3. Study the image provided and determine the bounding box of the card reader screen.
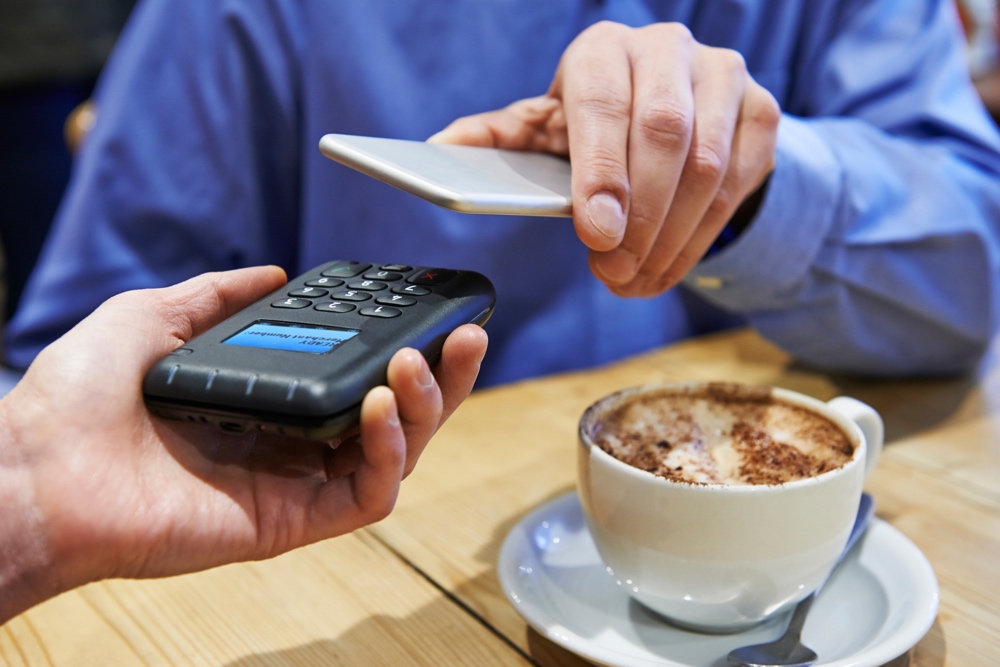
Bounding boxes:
[223,321,359,354]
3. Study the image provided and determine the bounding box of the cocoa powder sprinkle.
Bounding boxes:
[592,386,854,486]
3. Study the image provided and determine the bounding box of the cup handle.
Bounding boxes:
[826,396,884,479]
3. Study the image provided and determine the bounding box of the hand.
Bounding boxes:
[430,21,780,297]
[0,267,488,622]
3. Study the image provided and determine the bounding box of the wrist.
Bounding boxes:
[0,396,62,624]
[705,172,772,257]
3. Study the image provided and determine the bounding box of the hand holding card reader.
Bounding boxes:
[143,261,495,440]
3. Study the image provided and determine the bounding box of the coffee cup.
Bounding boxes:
[577,381,883,632]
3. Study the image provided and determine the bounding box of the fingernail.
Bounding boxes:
[587,193,626,240]
[474,329,488,368]
[417,356,435,389]
[383,390,401,426]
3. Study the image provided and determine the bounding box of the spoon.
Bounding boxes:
[726,492,876,667]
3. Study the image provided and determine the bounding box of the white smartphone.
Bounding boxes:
[318,133,572,217]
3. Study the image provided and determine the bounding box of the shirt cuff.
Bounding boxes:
[683,115,843,311]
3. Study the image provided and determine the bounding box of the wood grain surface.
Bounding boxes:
[4,329,997,665]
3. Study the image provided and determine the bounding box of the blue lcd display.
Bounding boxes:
[223,321,359,354]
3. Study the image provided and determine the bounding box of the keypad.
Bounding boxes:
[271,262,455,321]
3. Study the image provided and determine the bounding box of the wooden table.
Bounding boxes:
[2,329,997,665]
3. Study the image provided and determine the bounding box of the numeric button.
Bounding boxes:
[364,270,403,281]
[288,287,328,298]
[330,290,372,302]
[392,284,430,296]
[376,294,416,307]
[314,302,355,313]
[305,277,344,288]
[271,298,311,309]
[347,280,388,291]
[360,305,402,318]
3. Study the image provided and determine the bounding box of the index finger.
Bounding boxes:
[595,24,696,286]
[554,22,633,252]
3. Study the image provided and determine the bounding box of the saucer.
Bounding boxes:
[498,492,938,667]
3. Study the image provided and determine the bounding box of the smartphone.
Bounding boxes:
[318,133,572,217]
[143,260,495,440]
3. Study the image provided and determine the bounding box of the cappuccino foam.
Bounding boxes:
[593,384,854,485]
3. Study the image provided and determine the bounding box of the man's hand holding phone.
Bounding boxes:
[430,21,780,297]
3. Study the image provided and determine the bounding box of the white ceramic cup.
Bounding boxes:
[577,382,883,633]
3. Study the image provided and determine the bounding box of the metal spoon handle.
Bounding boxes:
[726,493,876,667]
[778,493,874,642]
[820,492,875,596]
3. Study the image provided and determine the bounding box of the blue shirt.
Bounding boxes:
[7,0,1000,385]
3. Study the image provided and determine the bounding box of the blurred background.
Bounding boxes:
[0,0,136,326]
[959,0,1000,123]
[0,0,997,383]
[0,0,136,393]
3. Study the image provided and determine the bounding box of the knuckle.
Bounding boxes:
[580,91,633,125]
[626,208,664,236]
[716,48,748,76]
[634,101,693,151]
[101,290,137,311]
[705,189,739,220]
[687,143,730,182]
[748,87,782,131]
[695,45,747,81]
[634,265,664,287]
[367,495,398,524]
[633,269,673,297]
[650,22,694,47]
[577,145,630,190]
[658,265,689,291]
[583,20,630,40]
[113,288,191,337]
[674,246,702,271]
[593,19,627,34]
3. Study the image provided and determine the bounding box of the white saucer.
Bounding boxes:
[498,492,938,667]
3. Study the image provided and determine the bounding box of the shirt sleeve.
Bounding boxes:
[685,0,1000,376]
[4,0,304,368]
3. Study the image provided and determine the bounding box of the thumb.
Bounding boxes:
[142,265,288,342]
